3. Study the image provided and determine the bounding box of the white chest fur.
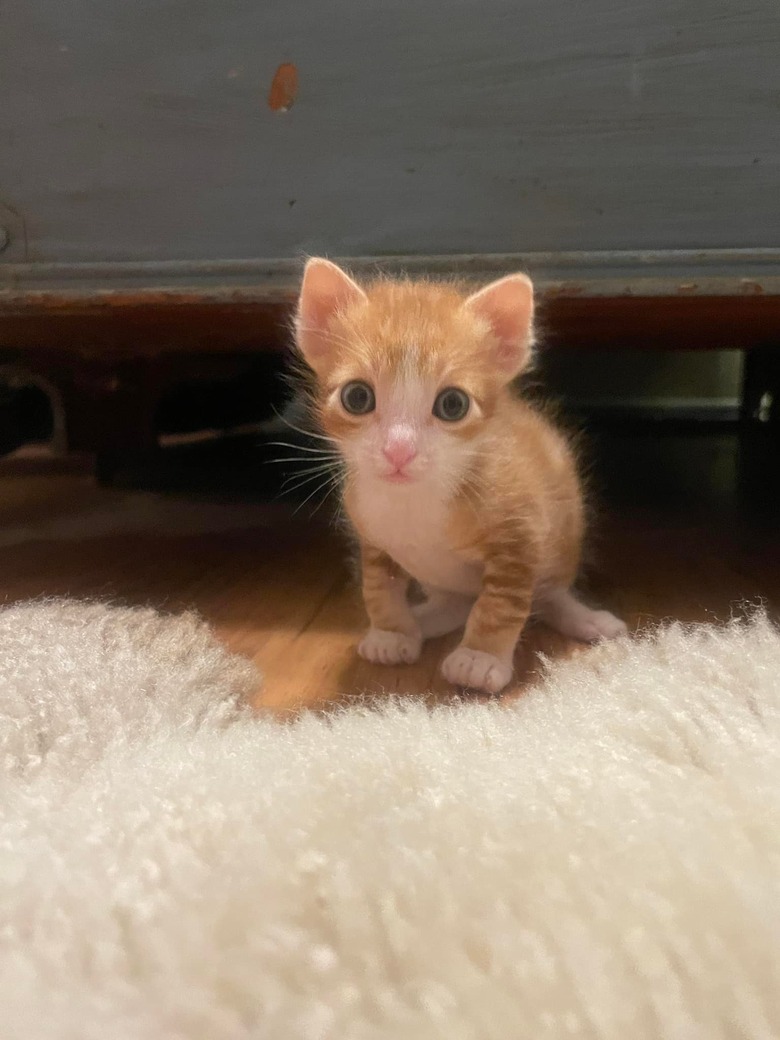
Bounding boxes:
[351,478,483,595]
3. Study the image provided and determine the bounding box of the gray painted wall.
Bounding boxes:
[1,0,779,285]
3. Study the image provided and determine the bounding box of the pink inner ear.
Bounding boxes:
[465,274,534,374]
[296,259,366,364]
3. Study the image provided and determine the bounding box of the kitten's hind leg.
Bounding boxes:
[413,586,474,640]
[535,587,627,643]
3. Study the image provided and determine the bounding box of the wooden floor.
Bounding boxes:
[0,430,777,713]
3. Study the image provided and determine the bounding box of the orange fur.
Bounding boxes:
[295,259,626,693]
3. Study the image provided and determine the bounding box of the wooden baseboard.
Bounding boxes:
[0,290,778,459]
[0,293,778,357]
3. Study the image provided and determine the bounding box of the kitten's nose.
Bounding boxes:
[382,429,417,471]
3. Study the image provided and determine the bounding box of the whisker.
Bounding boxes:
[280,459,340,478]
[265,440,341,457]
[280,480,327,498]
[294,462,344,487]
[280,461,338,477]
[266,458,341,470]
[292,475,342,515]
[266,439,334,449]
[277,456,342,470]
[282,477,333,496]
[266,455,342,467]
[308,478,343,518]
[281,469,341,492]
[271,406,333,443]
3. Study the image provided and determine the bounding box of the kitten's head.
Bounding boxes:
[295,259,534,490]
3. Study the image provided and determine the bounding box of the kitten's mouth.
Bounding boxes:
[383,470,414,484]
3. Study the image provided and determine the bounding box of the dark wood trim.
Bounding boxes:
[1,293,777,465]
[1,294,779,357]
[537,295,780,353]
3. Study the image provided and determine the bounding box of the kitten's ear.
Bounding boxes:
[463,273,535,375]
[295,258,366,369]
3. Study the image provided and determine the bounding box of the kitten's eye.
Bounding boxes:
[433,387,470,422]
[340,380,375,415]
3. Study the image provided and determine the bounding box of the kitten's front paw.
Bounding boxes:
[358,628,422,666]
[441,646,513,695]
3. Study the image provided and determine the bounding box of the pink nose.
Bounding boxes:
[382,435,417,471]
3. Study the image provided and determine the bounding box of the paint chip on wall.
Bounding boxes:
[268,63,298,112]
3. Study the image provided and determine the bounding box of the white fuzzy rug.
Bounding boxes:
[1,601,779,1040]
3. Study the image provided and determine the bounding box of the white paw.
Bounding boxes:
[576,610,628,643]
[441,646,513,695]
[537,589,629,644]
[358,628,422,665]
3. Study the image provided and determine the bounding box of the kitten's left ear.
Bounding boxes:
[463,273,535,376]
[295,258,367,371]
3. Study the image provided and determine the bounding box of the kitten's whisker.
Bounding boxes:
[282,479,329,496]
[281,466,344,493]
[278,456,342,471]
[265,440,340,457]
[308,478,343,518]
[276,421,332,444]
[285,457,340,468]
[269,454,340,463]
[292,475,342,515]
[267,456,342,469]
[281,468,340,487]
[270,406,333,444]
[282,474,341,492]
[281,479,328,498]
[269,446,340,457]
[280,464,337,481]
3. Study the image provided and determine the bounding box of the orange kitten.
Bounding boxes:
[294,258,626,694]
